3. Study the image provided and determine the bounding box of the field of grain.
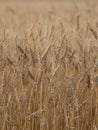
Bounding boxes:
[0,1,98,130]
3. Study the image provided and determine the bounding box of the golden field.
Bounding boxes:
[0,1,98,130]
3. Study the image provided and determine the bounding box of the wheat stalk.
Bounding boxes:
[88,23,98,39]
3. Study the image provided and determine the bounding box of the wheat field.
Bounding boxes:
[0,1,98,130]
